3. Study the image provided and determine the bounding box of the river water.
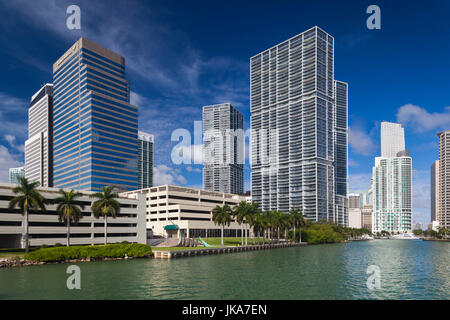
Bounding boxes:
[0,239,449,299]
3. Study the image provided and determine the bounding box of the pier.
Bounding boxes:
[152,242,306,259]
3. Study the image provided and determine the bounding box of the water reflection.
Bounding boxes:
[0,240,449,299]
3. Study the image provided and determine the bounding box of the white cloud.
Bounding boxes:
[153,164,187,186]
[348,126,376,156]
[0,145,23,182]
[397,104,450,133]
[186,165,201,173]
[348,172,372,194]
[348,159,358,167]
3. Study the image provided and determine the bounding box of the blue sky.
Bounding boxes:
[0,0,449,226]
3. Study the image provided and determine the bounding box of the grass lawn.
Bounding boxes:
[0,251,24,259]
[153,247,207,251]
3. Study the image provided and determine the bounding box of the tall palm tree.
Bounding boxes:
[8,177,46,253]
[246,201,260,245]
[290,209,305,243]
[212,204,232,247]
[232,201,247,246]
[273,210,284,243]
[283,213,293,242]
[53,189,85,246]
[252,212,264,245]
[90,186,121,245]
[264,211,273,244]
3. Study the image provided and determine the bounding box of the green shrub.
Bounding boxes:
[303,224,345,244]
[24,243,152,262]
[54,243,64,247]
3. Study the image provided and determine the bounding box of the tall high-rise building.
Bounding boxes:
[52,38,138,192]
[203,103,244,195]
[438,130,450,228]
[372,123,412,233]
[381,122,405,157]
[430,160,440,222]
[250,26,348,225]
[138,131,154,189]
[8,167,25,184]
[25,84,53,187]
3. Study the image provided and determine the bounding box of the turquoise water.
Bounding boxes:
[0,240,449,299]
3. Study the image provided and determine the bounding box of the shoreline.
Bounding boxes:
[0,242,308,268]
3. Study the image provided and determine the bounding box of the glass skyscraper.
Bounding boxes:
[250,26,348,225]
[203,103,244,195]
[138,131,154,189]
[52,38,138,192]
[25,83,53,187]
[372,122,412,233]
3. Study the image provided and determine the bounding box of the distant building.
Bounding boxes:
[430,160,440,222]
[8,167,25,184]
[202,103,244,195]
[412,221,423,231]
[348,193,361,209]
[25,83,53,187]
[372,122,412,233]
[362,204,373,231]
[438,130,450,228]
[123,185,247,239]
[427,220,440,232]
[138,131,154,189]
[381,122,405,157]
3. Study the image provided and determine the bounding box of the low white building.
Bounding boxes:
[123,185,249,239]
[0,183,146,248]
[349,208,362,228]
[427,220,440,232]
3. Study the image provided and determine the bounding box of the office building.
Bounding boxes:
[381,122,405,157]
[348,193,362,228]
[372,123,412,233]
[0,183,146,248]
[412,221,423,231]
[138,131,154,189]
[362,204,373,230]
[52,38,138,192]
[431,160,439,222]
[123,185,247,239]
[438,130,450,228]
[250,26,348,225]
[203,103,244,195]
[8,167,25,184]
[24,84,54,187]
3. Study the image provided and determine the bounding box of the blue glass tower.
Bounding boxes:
[52,38,138,192]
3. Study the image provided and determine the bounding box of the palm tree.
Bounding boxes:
[53,189,85,246]
[290,209,306,243]
[8,177,46,253]
[212,204,232,247]
[90,186,121,245]
[252,212,264,245]
[273,210,284,243]
[232,201,247,246]
[264,211,273,244]
[283,213,293,242]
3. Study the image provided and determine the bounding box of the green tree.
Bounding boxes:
[53,189,85,246]
[8,177,46,253]
[290,209,306,243]
[212,204,232,247]
[90,186,121,245]
[232,201,248,246]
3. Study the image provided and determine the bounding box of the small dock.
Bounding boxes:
[152,242,306,259]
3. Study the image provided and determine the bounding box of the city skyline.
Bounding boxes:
[0,0,449,226]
